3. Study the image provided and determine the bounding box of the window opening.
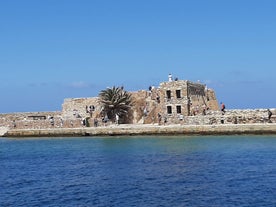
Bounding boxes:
[176,90,181,98]
[176,105,181,114]
[167,106,172,114]
[166,90,171,99]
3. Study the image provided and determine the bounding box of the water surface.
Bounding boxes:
[1,135,276,206]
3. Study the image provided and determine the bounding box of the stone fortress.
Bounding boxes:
[62,79,219,125]
[0,76,275,133]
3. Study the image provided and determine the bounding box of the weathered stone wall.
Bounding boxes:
[61,91,157,125]
[1,80,274,133]
[0,127,8,136]
[155,80,219,123]
[209,109,276,124]
[5,123,276,137]
[0,109,275,136]
[62,97,99,119]
[206,89,219,111]
[128,90,152,124]
[59,80,220,125]
[173,108,276,125]
[0,112,62,129]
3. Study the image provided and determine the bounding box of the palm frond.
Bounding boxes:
[98,86,133,122]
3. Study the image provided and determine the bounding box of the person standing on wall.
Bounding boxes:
[115,114,119,125]
[268,109,272,123]
[221,102,226,113]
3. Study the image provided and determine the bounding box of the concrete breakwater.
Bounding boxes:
[4,123,276,137]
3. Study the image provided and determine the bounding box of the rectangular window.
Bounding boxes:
[167,106,172,114]
[176,90,181,98]
[166,90,171,99]
[176,105,181,114]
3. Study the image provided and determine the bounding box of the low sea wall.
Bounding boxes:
[1,109,275,129]
[1,108,276,137]
[4,123,276,137]
[0,127,8,136]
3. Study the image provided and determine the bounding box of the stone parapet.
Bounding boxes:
[0,112,61,129]
[5,123,276,137]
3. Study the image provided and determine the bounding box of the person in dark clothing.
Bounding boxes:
[158,113,162,125]
[221,102,225,113]
[268,109,272,121]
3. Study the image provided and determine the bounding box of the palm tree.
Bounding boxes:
[98,86,132,123]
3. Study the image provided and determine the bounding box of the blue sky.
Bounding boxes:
[0,0,275,113]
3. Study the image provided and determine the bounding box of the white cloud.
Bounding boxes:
[69,81,93,89]
[202,80,225,88]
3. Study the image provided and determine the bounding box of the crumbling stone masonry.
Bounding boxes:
[1,80,275,131]
[61,79,219,125]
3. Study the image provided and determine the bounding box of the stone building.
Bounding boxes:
[131,80,219,125]
[61,79,219,125]
[158,80,218,116]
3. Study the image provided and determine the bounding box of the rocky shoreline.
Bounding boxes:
[2,123,276,137]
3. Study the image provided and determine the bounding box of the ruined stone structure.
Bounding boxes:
[1,79,275,133]
[0,112,62,129]
[61,79,219,125]
[152,80,218,122]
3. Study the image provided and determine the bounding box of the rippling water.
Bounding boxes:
[1,135,276,207]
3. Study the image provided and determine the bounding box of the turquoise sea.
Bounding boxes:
[1,135,276,207]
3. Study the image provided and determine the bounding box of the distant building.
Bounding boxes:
[61,79,219,124]
[157,80,218,116]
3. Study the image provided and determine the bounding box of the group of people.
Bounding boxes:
[148,85,160,103]
[158,113,167,125]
